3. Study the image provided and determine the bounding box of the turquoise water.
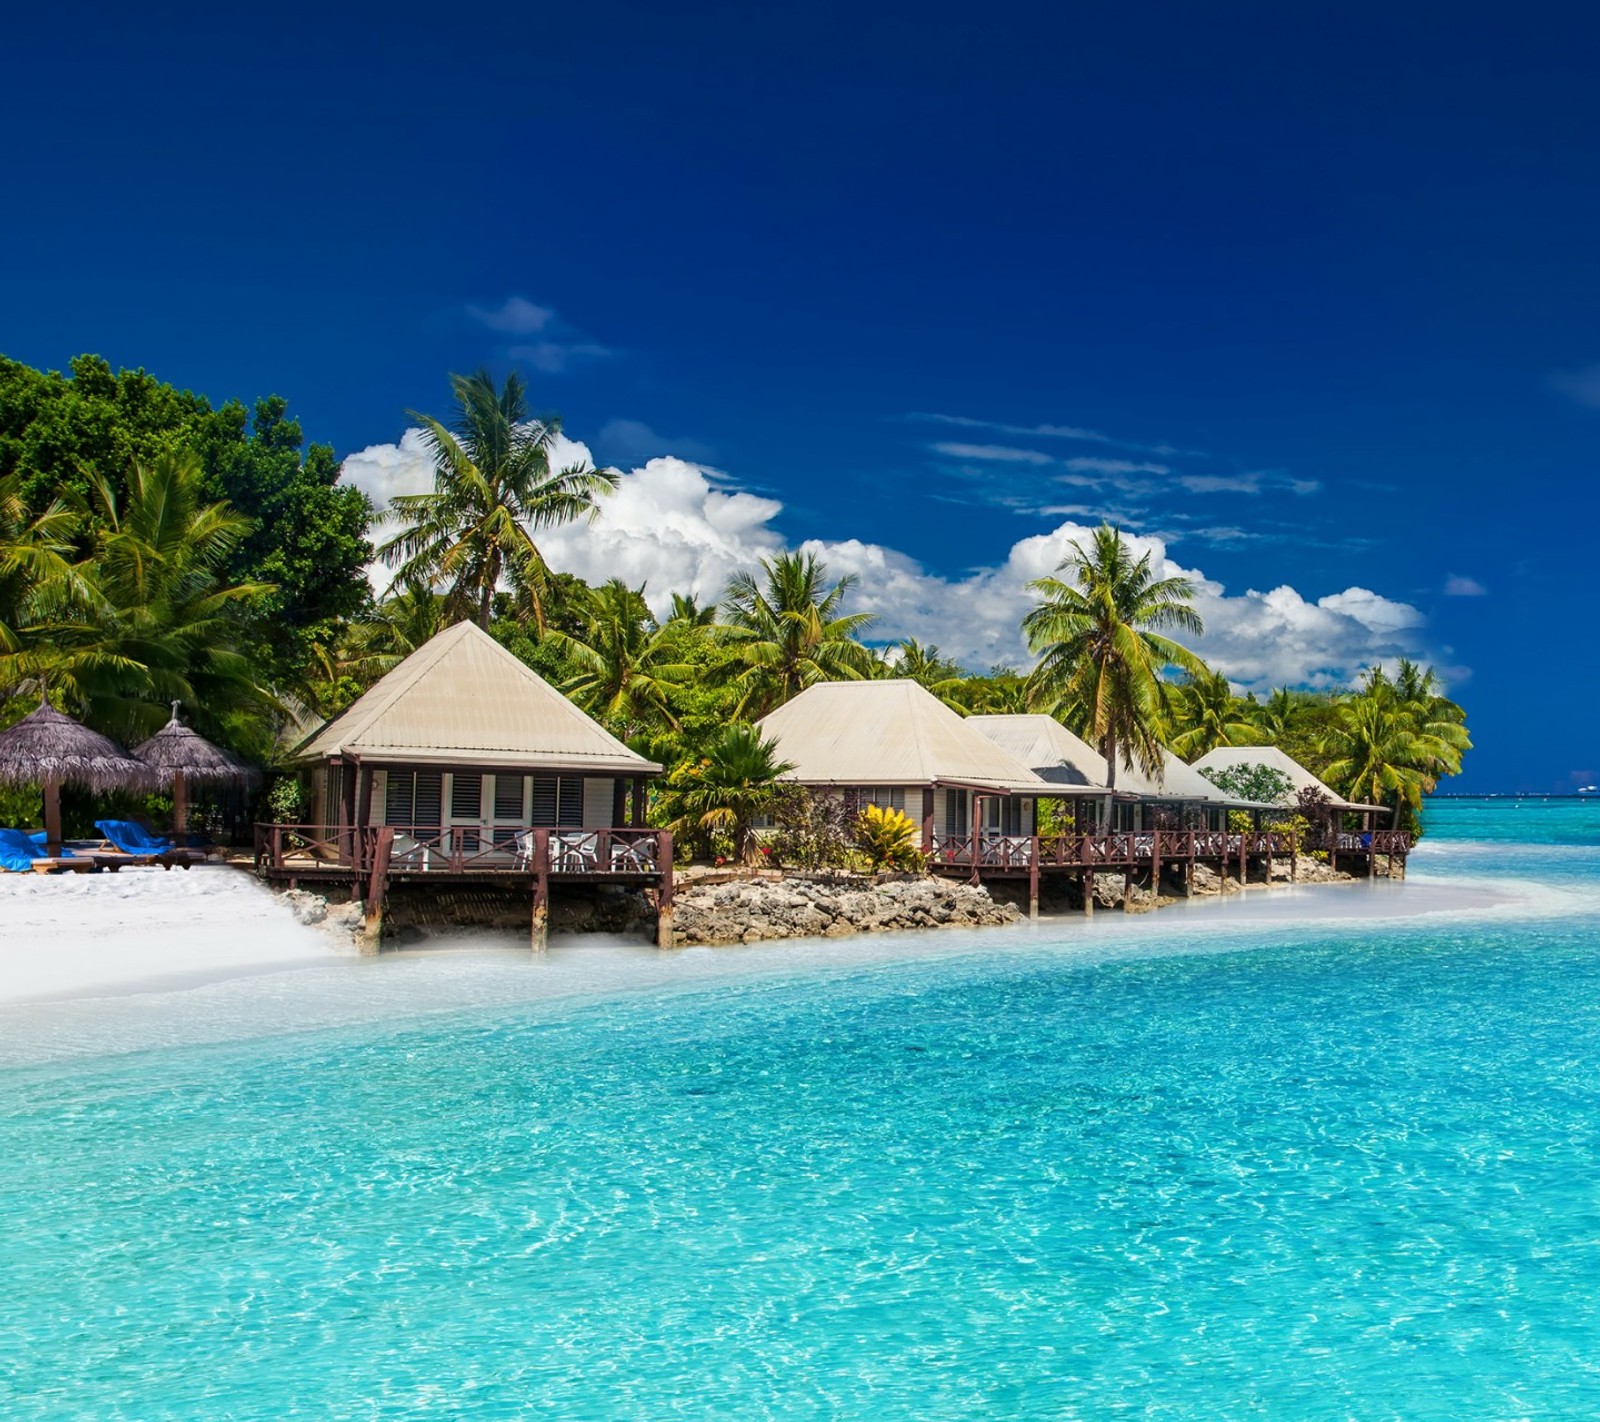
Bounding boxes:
[4,801,1600,1419]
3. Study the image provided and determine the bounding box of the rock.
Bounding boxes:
[281,889,328,925]
[670,873,1022,947]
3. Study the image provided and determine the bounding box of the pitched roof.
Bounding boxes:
[294,621,661,774]
[755,681,1050,793]
[963,714,1110,789]
[1190,744,1385,812]
[968,714,1255,804]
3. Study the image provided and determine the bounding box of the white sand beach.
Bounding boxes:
[0,854,1545,1071]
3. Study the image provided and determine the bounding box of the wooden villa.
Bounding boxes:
[256,621,672,949]
[1190,744,1409,875]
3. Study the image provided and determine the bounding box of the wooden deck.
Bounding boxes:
[255,823,675,950]
[927,828,1411,910]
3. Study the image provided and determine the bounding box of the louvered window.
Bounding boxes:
[493,775,524,820]
[451,774,482,820]
[386,770,443,827]
[945,788,968,836]
[867,787,906,812]
[528,776,584,827]
[386,771,413,825]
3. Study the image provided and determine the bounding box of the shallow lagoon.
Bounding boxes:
[4,799,1599,1419]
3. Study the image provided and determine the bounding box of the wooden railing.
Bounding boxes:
[255,824,669,878]
[923,827,1410,875]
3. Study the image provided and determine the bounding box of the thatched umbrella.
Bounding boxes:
[133,703,259,838]
[0,694,156,853]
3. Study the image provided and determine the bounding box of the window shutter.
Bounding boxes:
[530,776,558,826]
[451,774,482,820]
[414,772,443,827]
[558,777,583,827]
[386,772,414,826]
[494,774,525,821]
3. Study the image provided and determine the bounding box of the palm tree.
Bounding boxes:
[28,452,275,740]
[669,723,795,863]
[882,638,967,705]
[1022,525,1207,789]
[377,370,618,630]
[1167,670,1258,760]
[1319,693,1432,826]
[0,473,82,675]
[546,580,693,738]
[667,591,718,628]
[719,551,876,716]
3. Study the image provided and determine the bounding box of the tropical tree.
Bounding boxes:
[377,370,617,630]
[880,638,967,705]
[546,580,693,738]
[1167,670,1259,760]
[0,473,82,671]
[667,591,718,628]
[1318,693,1432,826]
[1022,525,1207,789]
[665,723,795,863]
[20,452,275,741]
[719,551,877,716]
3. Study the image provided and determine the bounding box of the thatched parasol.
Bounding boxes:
[133,703,259,837]
[0,694,156,853]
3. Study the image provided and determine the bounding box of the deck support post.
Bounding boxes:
[1151,834,1162,900]
[1028,837,1040,920]
[1265,837,1274,887]
[922,784,936,854]
[632,777,647,827]
[969,796,984,884]
[656,831,675,949]
[361,826,394,956]
[531,828,550,954]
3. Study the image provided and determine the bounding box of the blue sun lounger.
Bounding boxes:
[94,820,174,856]
[92,820,202,869]
[0,829,92,874]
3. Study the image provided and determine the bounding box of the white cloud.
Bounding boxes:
[1063,456,1170,475]
[340,429,1441,691]
[930,441,1056,465]
[1444,574,1488,597]
[467,296,554,334]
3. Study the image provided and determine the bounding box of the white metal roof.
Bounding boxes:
[963,715,1110,790]
[969,714,1256,805]
[1190,744,1385,812]
[756,681,1051,793]
[294,621,662,774]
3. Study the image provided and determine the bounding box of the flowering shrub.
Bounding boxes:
[855,804,923,871]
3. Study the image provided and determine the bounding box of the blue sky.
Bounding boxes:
[4,2,1597,791]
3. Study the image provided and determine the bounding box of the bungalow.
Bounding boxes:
[754,680,1055,847]
[261,621,670,949]
[968,714,1240,830]
[294,620,662,843]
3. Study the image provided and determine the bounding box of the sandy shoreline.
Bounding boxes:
[0,858,1552,1068]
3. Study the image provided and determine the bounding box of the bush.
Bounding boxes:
[767,787,857,871]
[266,775,307,824]
[855,804,923,871]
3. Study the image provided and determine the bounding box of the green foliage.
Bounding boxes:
[1024,524,1207,786]
[265,775,307,823]
[378,369,617,630]
[0,355,372,693]
[547,580,692,739]
[1167,671,1259,760]
[719,551,877,716]
[659,723,795,863]
[1198,761,1294,806]
[855,803,923,871]
[766,787,858,870]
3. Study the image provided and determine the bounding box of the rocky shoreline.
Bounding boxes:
[273,855,1377,951]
